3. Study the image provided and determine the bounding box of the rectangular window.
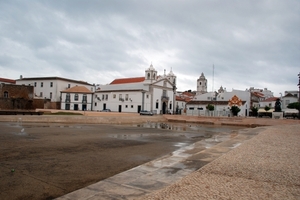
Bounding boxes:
[34,82,37,87]
[83,94,87,101]
[125,94,129,101]
[66,93,70,102]
[131,105,133,108]
[162,90,167,96]
[50,82,53,87]
[68,84,70,88]
[189,107,194,110]
[146,94,149,98]
[113,94,116,98]
[50,92,52,99]
[4,91,8,98]
[74,94,78,101]
[102,94,105,100]
[285,100,290,105]
[125,105,128,108]
[156,102,159,109]
[41,82,43,87]
[105,94,108,100]
[40,92,43,97]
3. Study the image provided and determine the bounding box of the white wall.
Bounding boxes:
[61,92,93,111]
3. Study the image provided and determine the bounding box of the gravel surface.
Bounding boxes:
[142,124,300,200]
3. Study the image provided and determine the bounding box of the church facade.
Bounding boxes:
[93,64,176,114]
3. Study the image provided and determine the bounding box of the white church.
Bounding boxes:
[186,73,251,117]
[93,64,177,114]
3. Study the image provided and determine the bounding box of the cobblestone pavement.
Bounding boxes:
[56,123,295,200]
[141,124,300,200]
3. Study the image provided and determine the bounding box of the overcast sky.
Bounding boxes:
[1,0,299,96]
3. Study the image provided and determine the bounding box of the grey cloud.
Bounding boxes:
[0,0,299,96]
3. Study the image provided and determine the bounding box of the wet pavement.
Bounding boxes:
[56,125,263,200]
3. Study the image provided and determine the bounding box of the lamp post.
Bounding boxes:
[298,72,300,120]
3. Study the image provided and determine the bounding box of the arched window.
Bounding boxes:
[147,73,150,79]
[4,91,8,98]
[153,73,156,79]
[200,82,202,85]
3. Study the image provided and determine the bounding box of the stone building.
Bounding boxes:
[0,83,34,110]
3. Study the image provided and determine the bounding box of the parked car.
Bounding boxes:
[140,110,153,116]
[101,109,111,112]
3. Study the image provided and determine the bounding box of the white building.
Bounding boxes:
[16,76,94,109]
[175,91,195,114]
[187,88,251,117]
[197,72,207,94]
[247,87,273,99]
[60,86,93,111]
[93,64,176,114]
[282,91,298,109]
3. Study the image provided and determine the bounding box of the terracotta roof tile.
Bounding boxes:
[0,78,16,84]
[62,86,92,93]
[261,97,279,102]
[110,77,145,84]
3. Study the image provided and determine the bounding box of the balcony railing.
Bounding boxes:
[82,100,87,104]
[65,99,70,103]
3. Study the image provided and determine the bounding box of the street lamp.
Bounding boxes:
[298,72,300,120]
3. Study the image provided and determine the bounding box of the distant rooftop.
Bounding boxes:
[16,76,93,85]
[110,77,145,85]
[0,78,16,84]
[61,85,92,93]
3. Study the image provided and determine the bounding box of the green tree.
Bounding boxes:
[287,102,299,110]
[264,105,270,112]
[230,105,241,116]
[206,104,214,111]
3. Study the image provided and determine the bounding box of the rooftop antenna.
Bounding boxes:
[212,64,214,93]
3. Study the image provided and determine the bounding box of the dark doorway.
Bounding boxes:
[82,104,87,111]
[74,104,78,110]
[162,102,167,114]
[137,105,141,113]
[118,105,122,112]
[103,103,106,110]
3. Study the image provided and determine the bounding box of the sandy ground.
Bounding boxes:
[0,121,242,200]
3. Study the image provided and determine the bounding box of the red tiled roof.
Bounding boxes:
[110,77,145,84]
[61,86,92,93]
[251,92,264,98]
[0,78,16,84]
[261,97,279,102]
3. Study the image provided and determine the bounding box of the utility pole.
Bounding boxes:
[298,72,300,120]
